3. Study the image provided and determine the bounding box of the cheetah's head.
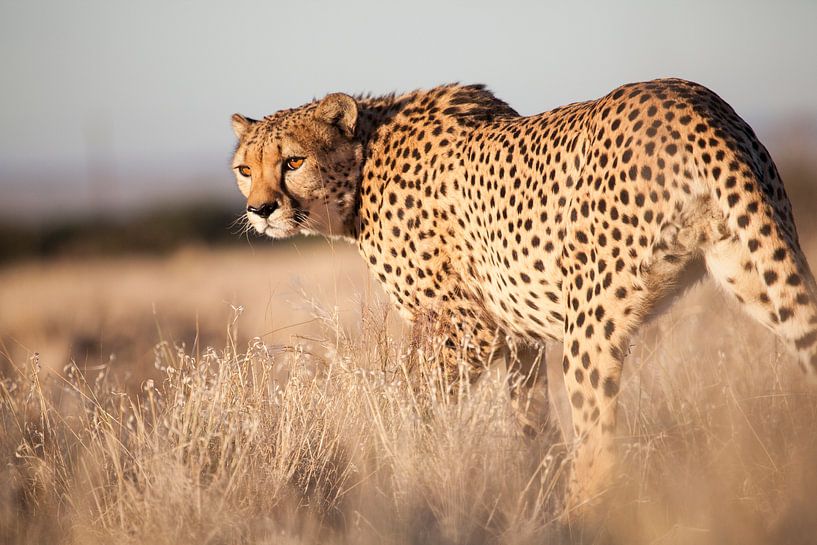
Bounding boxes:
[231,93,362,240]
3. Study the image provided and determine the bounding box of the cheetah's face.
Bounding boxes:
[231,93,362,240]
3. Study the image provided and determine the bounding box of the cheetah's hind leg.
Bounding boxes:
[703,159,817,380]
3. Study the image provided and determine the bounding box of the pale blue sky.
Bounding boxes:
[1,0,815,217]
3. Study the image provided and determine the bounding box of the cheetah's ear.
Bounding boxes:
[231,113,255,139]
[315,93,358,139]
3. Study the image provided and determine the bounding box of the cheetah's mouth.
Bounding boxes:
[258,222,298,239]
[249,206,311,239]
[247,212,297,239]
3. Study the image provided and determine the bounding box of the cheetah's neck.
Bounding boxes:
[348,85,519,241]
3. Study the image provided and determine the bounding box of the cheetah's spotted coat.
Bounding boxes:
[231,79,817,511]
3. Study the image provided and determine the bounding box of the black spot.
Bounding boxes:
[603,377,620,397]
[604,320,615,340]
[764,270,778,285]
[727,193,740,207]
[795,331,817,350]
[622,149,633,163]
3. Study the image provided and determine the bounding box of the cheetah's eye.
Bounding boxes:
[237,165,252,177]
[285,157,305,171]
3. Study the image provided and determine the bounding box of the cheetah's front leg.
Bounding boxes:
[560,284,639,521]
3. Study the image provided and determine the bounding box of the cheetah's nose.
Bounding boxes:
[247,201,279,218]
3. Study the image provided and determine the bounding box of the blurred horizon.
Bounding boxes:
[2,0,817,223]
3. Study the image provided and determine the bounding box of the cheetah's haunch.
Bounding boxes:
[230,79,817,516]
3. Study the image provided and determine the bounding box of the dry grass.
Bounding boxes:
[1,241,817,544]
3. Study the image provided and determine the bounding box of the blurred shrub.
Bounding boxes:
[0,201,250,263]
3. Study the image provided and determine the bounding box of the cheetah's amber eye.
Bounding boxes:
[285,157,305,171]
[237,165,252,177]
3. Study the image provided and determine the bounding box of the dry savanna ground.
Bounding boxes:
[2,236,817,544]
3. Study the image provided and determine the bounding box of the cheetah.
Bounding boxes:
[230,79,817,515]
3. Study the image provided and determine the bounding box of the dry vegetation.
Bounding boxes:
[2,239,817,544]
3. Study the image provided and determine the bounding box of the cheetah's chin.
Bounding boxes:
[261,225,299,239]
[251,221,298,239]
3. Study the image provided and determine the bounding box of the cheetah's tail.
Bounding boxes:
[703,147,817,380]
